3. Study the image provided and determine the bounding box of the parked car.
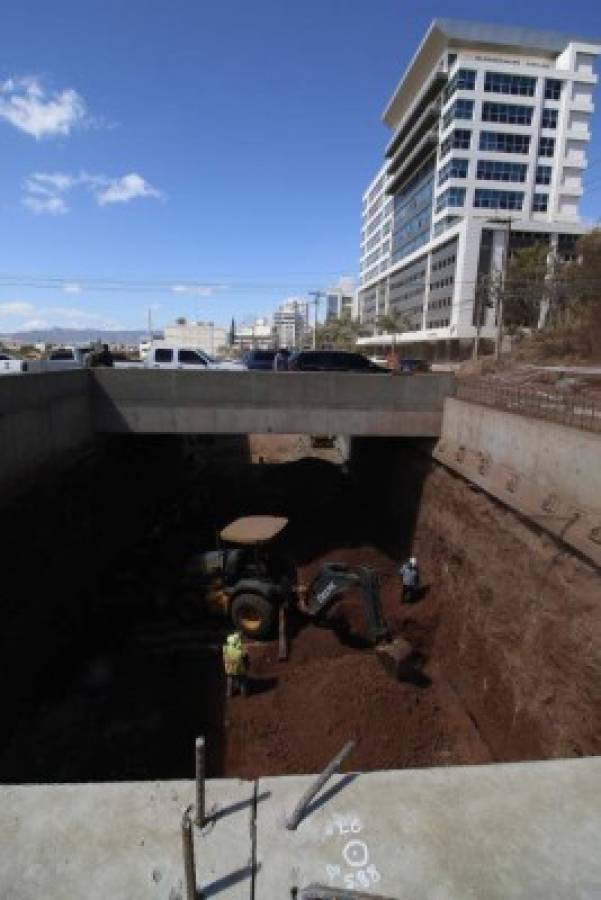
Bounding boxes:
[0,353,27,374]
[143,345,242,370]
[398,358,431,374]
[242,349,276,370]
[287,350,386,373]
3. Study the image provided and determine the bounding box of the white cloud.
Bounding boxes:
[22,193,69,215]
[171,284,216,297]
[25,172,76,195]
[95,173,163,206]
[0,301,35,316]
[21,170,163,214]
[20,318,51,329]
[0,76,87,139]
[0,302,122,332]
[62,282,82,294]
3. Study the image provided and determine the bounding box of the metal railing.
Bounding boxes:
[456,381,601,434]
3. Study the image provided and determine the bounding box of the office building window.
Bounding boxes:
[481,102,533,125]
[443,98,474,128]
[479,131,530,154]
[474,189,524,210]
[438,158,469,186]
[484,72,536,96]
[541,107,558,129]
[545,79,562,100]
[539,136,555,157]
[532,193,548,212]
[444,68,476,101]
[535,165,552,185]
[436,186,466,213]
[476,160,527,182]
[440,129,471,157]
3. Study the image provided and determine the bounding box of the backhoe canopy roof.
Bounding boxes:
[219,516,288,546]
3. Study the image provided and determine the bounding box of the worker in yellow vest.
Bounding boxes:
[223,632,249,698]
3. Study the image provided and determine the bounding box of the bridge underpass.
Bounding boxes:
[1,374,600,899]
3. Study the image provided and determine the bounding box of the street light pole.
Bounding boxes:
[309,291,323,350]
[490,217,512,361]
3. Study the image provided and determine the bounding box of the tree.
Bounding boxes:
[375,312,413,335]
[229,317,236,347]
[502,243,548,329]
[314,313,362,350]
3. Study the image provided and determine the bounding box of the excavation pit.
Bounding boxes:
[1,434,599,784]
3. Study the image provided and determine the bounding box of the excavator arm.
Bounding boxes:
[301,563,390,644]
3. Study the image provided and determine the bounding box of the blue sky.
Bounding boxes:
[1,0,601,333]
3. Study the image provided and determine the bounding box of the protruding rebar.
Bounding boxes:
[278,603,288,661]
[195,736,206,827]
[285,740,356,830]
[181,806,196,900]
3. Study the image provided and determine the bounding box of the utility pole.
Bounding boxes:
[309,291,323,350]
[489,217,512,361]
[147,307,153,339]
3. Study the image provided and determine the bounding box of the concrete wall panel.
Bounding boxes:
[91,370,454,436]
[435,397,601,566]
[0,371,93,497]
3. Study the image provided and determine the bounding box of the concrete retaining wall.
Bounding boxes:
[91,369,455,437]
[0,371,93,496]
[435,397,601,566]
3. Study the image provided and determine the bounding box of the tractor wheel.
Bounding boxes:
[231,592,276,639]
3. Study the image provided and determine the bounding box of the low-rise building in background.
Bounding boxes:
[163,319,227,355]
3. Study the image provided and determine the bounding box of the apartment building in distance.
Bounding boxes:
[357,19,601,357]
[324,279,356,321]
[272,298,310,349]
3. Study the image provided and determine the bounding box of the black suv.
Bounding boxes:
[287,350,386,372]
[398,358,431,373]
[242,349,276,370]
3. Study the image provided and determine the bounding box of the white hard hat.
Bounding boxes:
[410,557,417,567]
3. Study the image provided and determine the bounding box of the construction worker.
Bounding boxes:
[222,632,249,698]
[399,556,420,603]
[273,348,290,371]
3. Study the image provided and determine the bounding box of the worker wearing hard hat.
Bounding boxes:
[222,632,249,698]
[399,557,420,603]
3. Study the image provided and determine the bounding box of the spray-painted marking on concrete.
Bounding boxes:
[322,815,382,890]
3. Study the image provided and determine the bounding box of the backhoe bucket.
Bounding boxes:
[375,637,413,680]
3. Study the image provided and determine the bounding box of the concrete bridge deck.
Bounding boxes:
[2,757,600,899]
[90,369,454,437]
[0,369,454,495]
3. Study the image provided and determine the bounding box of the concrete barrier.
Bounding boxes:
[2,758,600,898]
[435,397,601,566]
[91,369,455,437]
[0,370,93,496]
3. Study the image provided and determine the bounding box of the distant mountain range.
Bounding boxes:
[0,327,160,345]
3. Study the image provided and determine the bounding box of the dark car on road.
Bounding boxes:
[242,349,276,370]
[287,350,386,372]
[398,358,431,373]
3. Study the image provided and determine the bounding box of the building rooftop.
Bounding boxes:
[383,18,601,127]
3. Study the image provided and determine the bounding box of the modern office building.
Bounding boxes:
[357,19,601,357]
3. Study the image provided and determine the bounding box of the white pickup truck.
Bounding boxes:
[143,346,242,371]
[0,347,91,375]
[0,353,27,374]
